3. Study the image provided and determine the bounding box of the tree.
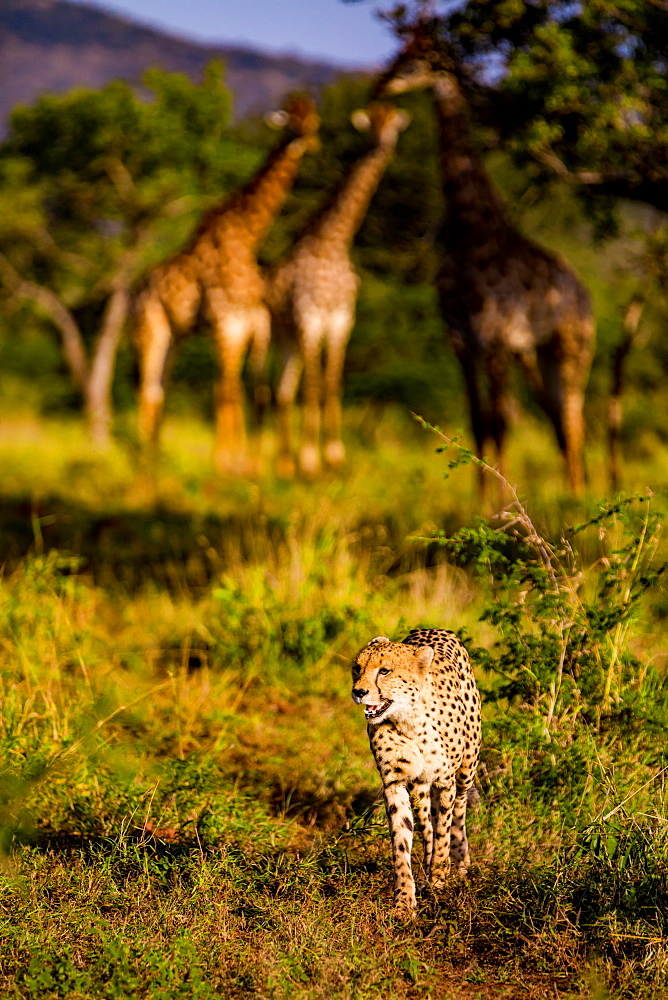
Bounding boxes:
[353,1,668,223]
[0,63,255,443]
[450,2,667,223]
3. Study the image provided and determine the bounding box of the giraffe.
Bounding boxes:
[134,94,319,473]
[264,102,410,478]
[375,28,596,496]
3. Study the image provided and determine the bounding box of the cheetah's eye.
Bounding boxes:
[378,667,391,676]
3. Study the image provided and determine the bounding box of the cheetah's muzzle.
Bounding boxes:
[364,700,392,720]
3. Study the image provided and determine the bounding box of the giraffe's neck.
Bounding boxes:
[432,77,512,237]
[213,136,309,249]
[310,141,396,250]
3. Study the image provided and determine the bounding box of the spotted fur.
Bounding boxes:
[352,628,481,920]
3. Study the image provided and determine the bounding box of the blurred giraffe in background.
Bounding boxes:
[376,26,595,496]
[134,94,319,473]
[264,102,410,477]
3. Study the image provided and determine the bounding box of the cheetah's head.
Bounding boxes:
[351,636,435,725]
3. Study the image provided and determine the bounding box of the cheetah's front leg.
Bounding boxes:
[383,782,417,920]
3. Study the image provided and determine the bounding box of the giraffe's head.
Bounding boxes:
[350,102,411,148]
[373,20,461,105]
[265,93,321,152]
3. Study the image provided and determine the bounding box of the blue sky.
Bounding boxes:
[67,0,396,65]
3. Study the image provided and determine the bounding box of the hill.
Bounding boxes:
[0,0,350,127]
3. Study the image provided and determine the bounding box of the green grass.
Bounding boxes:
[2,405,668,998]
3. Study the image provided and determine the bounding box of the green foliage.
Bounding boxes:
[418,424,667,728]
[0,61,268,435]
[209,581,372,681]
[6,60,235,195]
[12,926,218,1000]
[383,1,668,218]
[344,278,465,419]
[0,61,245,298]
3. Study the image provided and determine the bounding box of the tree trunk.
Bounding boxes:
[608,296,644,493]
[84,285,130,446]
[0,252,130,446]
[0,254,90,389]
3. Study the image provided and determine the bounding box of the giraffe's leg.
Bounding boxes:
[561,386,586,495]
[429,777,456,890]
[276,344,303,479]
[136,295,173,447]
[211,311,251,475]
[298,320,325,478]
[383,782,418,920]
[486,349,510,487]
[560,342,592,496]
[322,309,353,470]
[457,347,488,499]
[249,305,272,428]
[536,337,590,496]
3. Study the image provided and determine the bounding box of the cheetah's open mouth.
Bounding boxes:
[364,700,392,720]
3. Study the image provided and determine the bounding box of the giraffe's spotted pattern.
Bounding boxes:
[375,33,595,496]
[133,95,319,472]
[352,628,481,920]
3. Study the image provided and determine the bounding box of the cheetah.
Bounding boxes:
[352,628,481,920]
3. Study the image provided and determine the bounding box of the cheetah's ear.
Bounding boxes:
[368,635,390,645]
[414,645,435,669]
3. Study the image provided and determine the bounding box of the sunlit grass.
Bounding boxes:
[2,403,667,520]
[1,403,668,997]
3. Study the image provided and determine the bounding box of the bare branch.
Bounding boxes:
[608,295,647,492]
[0,252,90,389]
[533,148,637,187]
[162,194,201,218]
[532,148,668,212]
[105,156,138,203]
[32,226,91,272]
